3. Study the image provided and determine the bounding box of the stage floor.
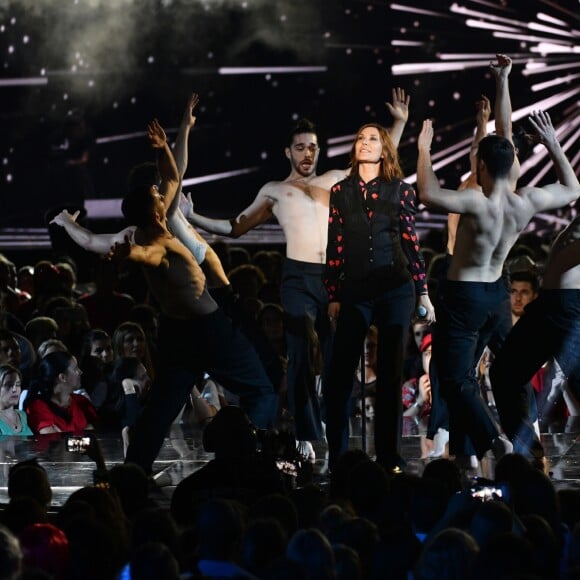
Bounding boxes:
[1,419,579,509]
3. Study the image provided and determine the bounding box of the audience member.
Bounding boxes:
[25,350,97,434]
[0,364,33,435]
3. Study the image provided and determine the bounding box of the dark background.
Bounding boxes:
[0,0,578,237]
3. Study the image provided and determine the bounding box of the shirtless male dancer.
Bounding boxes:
[490,204,580,459]
[51,116,277,474]
[416,54,579,465]
[183,89,410,454]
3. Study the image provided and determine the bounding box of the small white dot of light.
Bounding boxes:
[51,104,56,110]
[79,59,84,66]
[6,174,12,182]
[241,2,248,8]
[413,79,420,86]
[400,27,406,33]
[346,48,352,55]
[292,113,299,120]
[40,68,45,75]
[88,79,94,87]
[439,178,445,186]
[3,63,7,68]
[520,41,527,49]
[225,151,231,158]
[207,52,213,59]
[75,52,80,59]
[428,99,435,107]
[280,14,287,22]
[63,93,68,100]
[377,58,383,65]
[260,151,268,160]
[131,97,136,104]
[272,80,278,87]
[10,17,15,25]
[453,92,460,100]
[324,32,331,38]
[8,45,14,54]
[345,9,351,15]
[9,148,13,154]
[365,105,371,112]
[103,157,109,164]
[0,25,5,32]
[367,4,373,11]
[413,21,419,28]
[266,74,271,80]
[147,56,154,63]
[2,158,8,165]
[23,35,29,43]
[318,88,325,95]
[71,64,77,72]
[113,102,118,108]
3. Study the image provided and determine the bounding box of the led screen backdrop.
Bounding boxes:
[1,0,578,238]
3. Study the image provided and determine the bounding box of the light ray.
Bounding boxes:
[218,66,327,75]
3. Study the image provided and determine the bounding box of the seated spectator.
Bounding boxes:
[41,296,90,358]
[19,522,69,580]
[193,498,253,579]
[402,333,438,458]
[8,459,52,508]
[127,304,160,370]
[37,339,69,360]
[0,328,35,383]
[170,406,285,528]
[25,350,97,434]
[0,364,33,435]
[414,527,479,580]
[112,321,156,383]
[80,329,114,366]
[286,528,335,580]
[24,317,58,353]
[130,542,180,580]
[78,258,136,336]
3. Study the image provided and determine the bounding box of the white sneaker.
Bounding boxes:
[429,428,449,458]
[296,440,316,463]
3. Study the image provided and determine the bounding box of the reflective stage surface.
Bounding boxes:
[1,421,579,508]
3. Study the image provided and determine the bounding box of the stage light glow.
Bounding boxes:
[392,60,491,75]
[530,43,580,55]
[182,167,260,187]
[95,131,147,144]
[493,32,573,44]
[536,12,567,27]
[389,4,447,17]
[391,40,425,46]
[450,4,528,27]
[523,61,580,76]
[437,53,501,60]
[218,66,327,75]
[530,73,580,92]
[528,20,576,37]
[0,76,47,86]
[465,19,522,33]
